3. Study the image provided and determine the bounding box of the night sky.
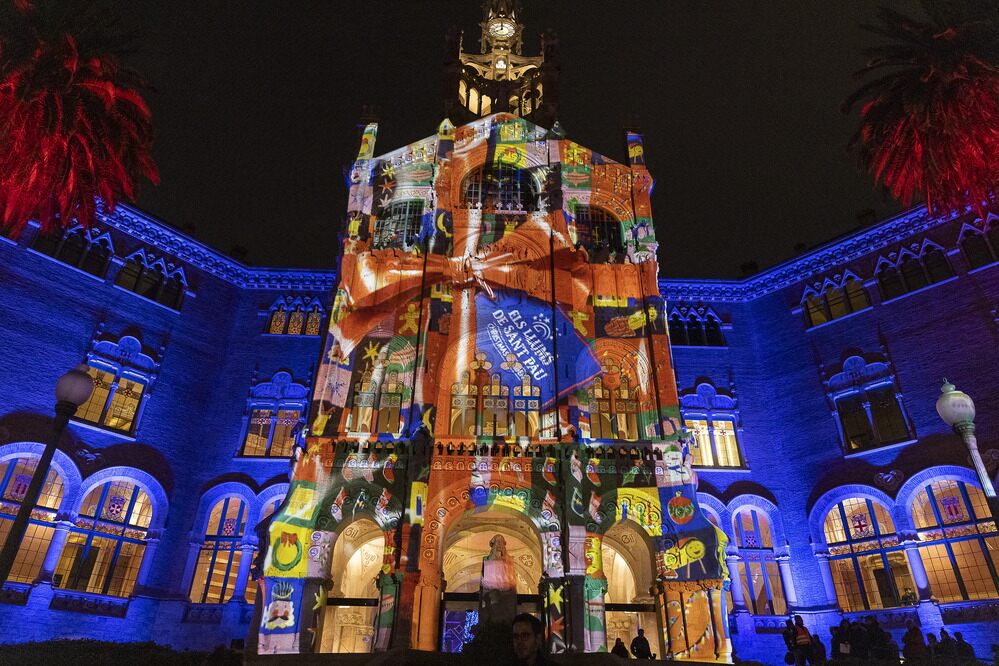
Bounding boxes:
[119,1,922,279]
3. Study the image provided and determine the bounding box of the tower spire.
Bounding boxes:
[445,0,558,126]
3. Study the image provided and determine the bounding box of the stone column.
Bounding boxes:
[180,538,204,598]
[725,553,747,611]
[812,549,839,608]
[413,578,442,651]
[902,538,932,602]
[135,530,161,590]
[776,553,798,610]
[374,572,402,651]
[34,519,73,584]
[231,540,258,601]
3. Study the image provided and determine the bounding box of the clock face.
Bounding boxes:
[489,20,515,38]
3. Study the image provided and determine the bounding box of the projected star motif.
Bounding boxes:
[362,341,380,363]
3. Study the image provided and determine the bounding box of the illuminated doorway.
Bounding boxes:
[319,518,382,653]
[440,509,543,652]
[603,520,662,658]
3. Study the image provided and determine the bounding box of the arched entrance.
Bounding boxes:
[439,508,543,652]
[319,518,383,654]
[602,520,662,657]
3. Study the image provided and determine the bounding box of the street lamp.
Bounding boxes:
[0,365,93,584]
[936,379,999,523]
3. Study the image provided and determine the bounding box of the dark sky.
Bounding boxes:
[120,1,922,279]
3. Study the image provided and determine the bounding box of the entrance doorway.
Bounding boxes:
[603,521,662,658]
[319,518,382,653]
[439,509,543,652]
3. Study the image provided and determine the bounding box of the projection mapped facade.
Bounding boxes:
[253,9,730,655]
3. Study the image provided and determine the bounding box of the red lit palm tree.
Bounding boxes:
[0,1,158,236]
[844,2,999,216]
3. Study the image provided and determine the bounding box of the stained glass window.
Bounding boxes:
[74,365,147,435]
[732,508,787,615]
[911,480,999,603]
[189,497,247,604]
[55,479,152,597]
[681,415,743,468]
[0,457,63,583]
[824,497,914,612]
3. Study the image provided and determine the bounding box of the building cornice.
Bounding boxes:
[99,201,952,300]
[661,206,956,303]
[99,205,337,292]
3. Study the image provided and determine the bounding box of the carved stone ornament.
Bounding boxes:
[874,469,904,492]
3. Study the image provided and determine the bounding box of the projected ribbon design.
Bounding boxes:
[331,216,620,410]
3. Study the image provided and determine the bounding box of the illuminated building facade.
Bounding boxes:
[1,2,998,662]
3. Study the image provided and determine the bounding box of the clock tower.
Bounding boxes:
[443,0,559,127]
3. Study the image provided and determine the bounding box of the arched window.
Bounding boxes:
[704,315,725,346]
[115,258,142,291]
[286,307,305,335]
[268,306,288,334]
[686,315,706,346]
[349,369,377,434]
[824,497,914,612]
[458,79,468,106]
[922,248,953,283]
[376,370,403,435]
[115,255,185,310]
[480,94,491,115]
[512,375,540,438]
[468,88,479,115]
[55,479,152,597]
[587,377,614,440]
[481,374,509,437]
[732,508,787,615]
[32,227,113,278]
[804,294,828,327]
[373,200,424,250]
[189,497,248,604]
[824,285,849,319]
[911,479,999,602]
[305,306,323,336]
[668,315,688,346]
[449,372,477,437]
[844,278,870,311]
[575,205,623,257]
[0,456,63,582]
[461,165,538,212]
[960,231,995,270]
[615,377,639,442]
[899,255,928,292]
[877,266,906,301]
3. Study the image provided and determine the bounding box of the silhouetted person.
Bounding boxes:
[902,620,925,662]
[810,632,827,663]
[512,613,546,665]
[611,637,629,658]
[630,628,652,659]
[954,632,975,661]
[926,633,939,657]
[787,616,813,666]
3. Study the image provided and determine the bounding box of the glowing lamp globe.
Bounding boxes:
[56,365,95,406]
[936,379,975,428]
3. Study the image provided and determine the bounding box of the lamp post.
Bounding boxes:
[936,379,999,524]
[0,365,93,584]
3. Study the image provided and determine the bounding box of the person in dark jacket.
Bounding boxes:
[611,637,630,658]
[630,628,653,659]
[954,632,975,661]
[902,620,926,662]
[938,629,957,659]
